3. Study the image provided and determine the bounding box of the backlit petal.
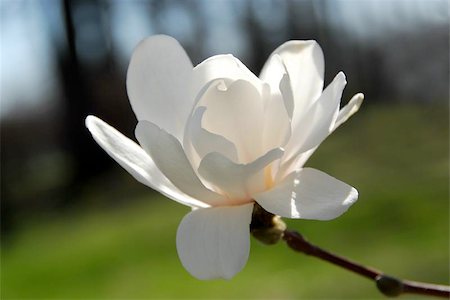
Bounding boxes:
[277,92,363,178]
[259,54,294,119]
[255,168,358,220]
[176,203,254,280]
[135,121,225,205]
[285,72,347,159]
[333,93,364,130]
[261,83,292,152]
[126,35,193,141]
[199,80,266,163]
[184,106,238,164]
[192,54,261,98]
[260,40,324,121]
[198,148,284,202]
[85,116,207,208]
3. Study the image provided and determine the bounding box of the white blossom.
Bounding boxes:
[86,35,364,280]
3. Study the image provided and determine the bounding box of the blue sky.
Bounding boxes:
[1,0,447,118]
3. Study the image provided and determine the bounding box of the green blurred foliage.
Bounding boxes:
[2,104,448,299]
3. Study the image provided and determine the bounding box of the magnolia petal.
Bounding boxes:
[182,79,230,168]
[198,148,284,202]
[278,92,364,178]
[262,84,292,151]
[285,72,347,159]
[135,121,225,205]
[85,116,207,208]
[333,93,364,130]
[258,54,294,120]
[276,148,316,181]
[260,40,324,120]
[259,54,285,90]
[255,168,358,220]
[192,54,261,98]
[185,106,239,163]
[176,203,254,280]
[126,35,193,141]
[279,73,295,120]
[199,79,268,163]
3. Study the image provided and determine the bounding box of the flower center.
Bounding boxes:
[264,165,275,190]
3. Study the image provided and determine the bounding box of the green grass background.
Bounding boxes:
[2,104,449,299]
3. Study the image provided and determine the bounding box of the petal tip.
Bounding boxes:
[355,93,365,103]
[349,93,364,110]
[85,115,105,134]
[345,187,359,206]
[336,71,347,84]
[133,34,179,51]
[85,115,95,128]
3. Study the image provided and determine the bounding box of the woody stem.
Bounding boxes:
[282,230,450,298]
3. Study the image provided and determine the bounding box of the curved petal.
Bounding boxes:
[255,168,358,220]
[126,35,193,141]
[199,80,267,163]
[198,148,284,203]
[261,83,292,152]
[135,121,226,206]
[279,73,294,120]
[285,72,347,159]
[333,93,364,130]
[259,54,294,120]
[277,92,364,179]
[85,116,207,208]
[184,106,238,164]
[276,148,316,182]
[176,203,254,280]
[192,54,261,98]
[260,40,324,121]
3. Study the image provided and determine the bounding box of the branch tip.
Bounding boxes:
[282,228,449,298]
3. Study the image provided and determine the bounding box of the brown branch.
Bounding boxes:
[283,230,450,298]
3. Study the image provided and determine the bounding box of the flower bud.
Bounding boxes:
[250,203,287,245]
[376,275,404,297]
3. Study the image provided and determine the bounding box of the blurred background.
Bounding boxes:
[1,0,448,298]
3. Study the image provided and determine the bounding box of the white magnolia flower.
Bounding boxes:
[86,35,364,280]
